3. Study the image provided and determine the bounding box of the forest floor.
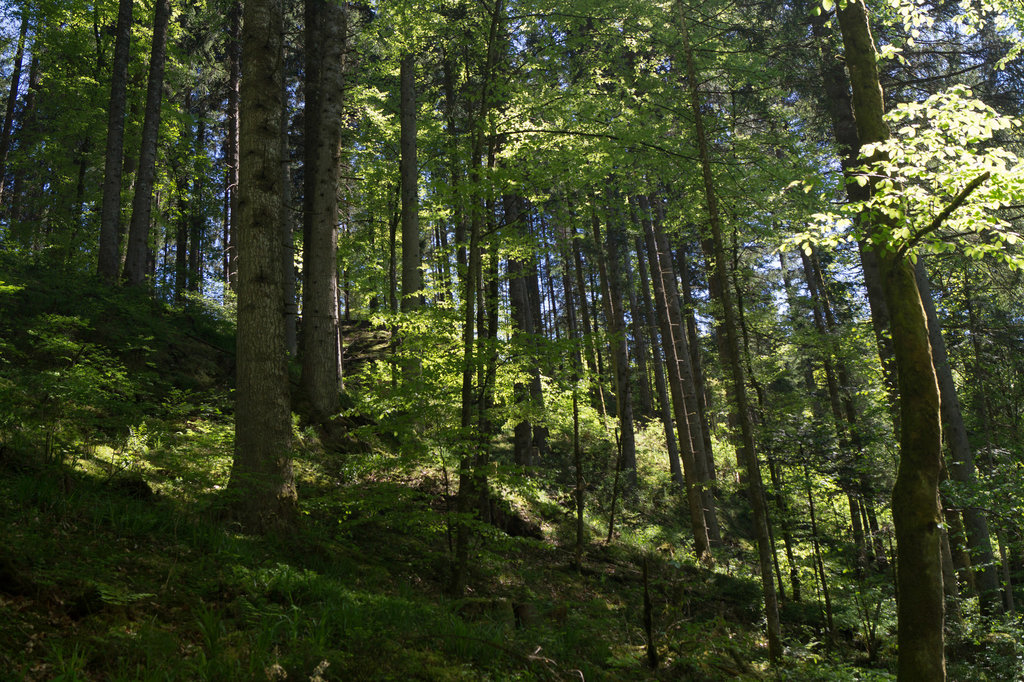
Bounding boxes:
[1,257,1013,681]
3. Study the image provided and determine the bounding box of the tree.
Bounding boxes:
[227,0,297,531]
[96,0,133,284]
[0,10,28,208]
[300,0,348,421]
[677,4,781,662]
[122,0,171,287]
[824,2,1024,677]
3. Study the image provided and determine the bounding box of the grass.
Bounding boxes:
[3,256,1021,680]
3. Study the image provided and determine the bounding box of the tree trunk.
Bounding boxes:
[224,0,241,291]
[638,195,712,559]
[280,73,298,356]
[915,259,1000,614]
[0,13,29,207]
[122,0,171,286]
[625,249,654,418]
[228,0,297,531]
[400,53,421,314]
[300,0,348,420]
[508,196,540,466]
[636,235,683,487]
[677,8,781,662]
[835,1,945,677]
[800,248,870,568]
[591,208,637,484]
[678,245,715,472]
[97,0,132,282]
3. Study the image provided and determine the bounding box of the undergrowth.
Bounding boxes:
[2,258,1020,681]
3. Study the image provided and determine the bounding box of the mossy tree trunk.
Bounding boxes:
[835,1,945,678]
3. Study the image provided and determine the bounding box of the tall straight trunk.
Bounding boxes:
[810,250,888,566]
[800,248,870,567]
[280,73,298,356]
[650,199,720,541]
[451,0,504,596]
[9,52,39,246]
[915,260,1000,614]
[0,13,28,207]
[507,196,543,466]
[767,456,800,601]
[836,2,945,678]
[224,0,241,291]
[810,13,899,422]
[625,251,654,418]
[123,0,172,286]
[591,209,637,484]
[805,461,835,637]
[638,196,711,558]
[636,236,682,484]
[188,117,207,293]
[572,225,607,417]
[399,53,421,314]
[97,0,132,282]
[677,8,780,662]
[300,0,347,420]
[678,245,715,468]
[228,0,296,530]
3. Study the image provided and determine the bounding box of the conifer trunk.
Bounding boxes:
[591,209,637,484]
[123,0,171,287]
[301,0,347,420]
[400,53,421,315]
[97,0,133,282]
[0,11,28,207]
[228,0,297,531]
[915,260,1000,614]
[224,0,241,291]
[638,195,711,559]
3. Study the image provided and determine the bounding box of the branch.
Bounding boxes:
[897,171,991,259]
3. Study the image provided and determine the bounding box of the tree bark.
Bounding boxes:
[122,0,172,287]
[224,0,241,291]
[0,13,29,208]
[635,235,683,487]
[400,53,421,314]
[96,0,132,283]
[591,208,637,484]
[915,259,1000,614]
[835,1,945,678]
[638,195,712,559]
[228,0,297,531]
[300,0,348,420]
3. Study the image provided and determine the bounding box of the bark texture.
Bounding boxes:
[122,0,171,286]
[835,1,945,678]
[301,0,348,420]
[228,0,297,531]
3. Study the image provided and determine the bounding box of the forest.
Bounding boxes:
[0,0,1023,679]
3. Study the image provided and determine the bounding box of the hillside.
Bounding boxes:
[1,261,1020,681]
